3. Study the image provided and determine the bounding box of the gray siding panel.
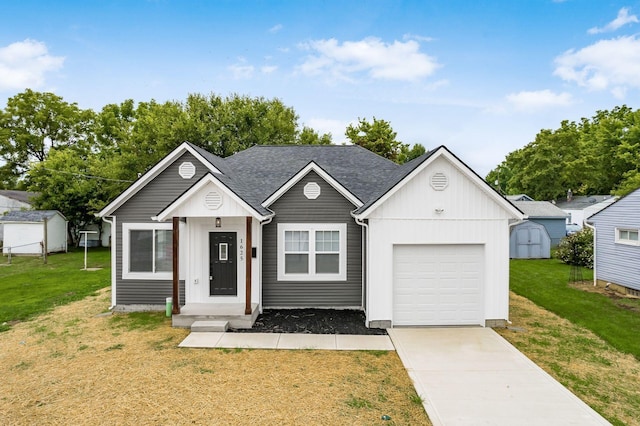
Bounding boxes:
[113,152,210,305]
[263,171,363,307]
[590,190,640,291]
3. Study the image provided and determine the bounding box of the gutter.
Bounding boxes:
[351,211,369,325]
[258,213,275,314]
[101,215,117,310]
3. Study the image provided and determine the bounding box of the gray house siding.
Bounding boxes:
[262,171,363,308]
[590,189,640,291]
[529,218,566,247]
[112,152,210,305]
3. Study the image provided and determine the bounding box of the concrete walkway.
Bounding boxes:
[388,327,610,426]
[179,331,394,351]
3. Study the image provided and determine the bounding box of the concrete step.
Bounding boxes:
[191,320,229,332]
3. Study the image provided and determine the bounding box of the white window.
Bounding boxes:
[277,223,346,281]
[616,228,640,246]
[122,223,173,280]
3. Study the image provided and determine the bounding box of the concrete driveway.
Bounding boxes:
[388,328,610,426]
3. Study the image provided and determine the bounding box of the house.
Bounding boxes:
[512,201,568,246]
[509,220,551,259]
[79,222,112,247]
[98,142,524,328]
[0,190,38,243]
[506,194,534,202]
[555,194,617,227]
[586,188,640,296]
[0,210,68,255]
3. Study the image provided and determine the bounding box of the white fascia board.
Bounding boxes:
[154,173,270,222]
[97,142,222,217]
[262,162,363,208]
[355,147,525,220]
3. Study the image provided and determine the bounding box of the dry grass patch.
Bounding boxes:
[0,288,429,425]
[496,291,640,426]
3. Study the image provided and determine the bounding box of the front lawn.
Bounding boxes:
[0,248,111,332]
[509,258,640,359]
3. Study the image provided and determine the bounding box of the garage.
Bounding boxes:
[393,244,484,326]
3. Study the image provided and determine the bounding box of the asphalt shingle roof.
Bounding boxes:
[512,201,568,218]
[0,210,64,222]
[0,190,38,204]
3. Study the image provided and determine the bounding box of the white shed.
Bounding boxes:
[0,210,68,255]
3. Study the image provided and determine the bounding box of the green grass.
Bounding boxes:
[0,248,111,332]
[510,258,640,360]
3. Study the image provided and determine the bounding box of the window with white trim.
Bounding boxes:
[616,228,640,246]
[122,223,173,279]
[278,223,346,281]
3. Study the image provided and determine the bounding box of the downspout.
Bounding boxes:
[583,220,596,287]
[258,214,274,314]
[351,212,369,326]
[102,215,117,309]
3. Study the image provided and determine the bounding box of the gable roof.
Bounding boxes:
[512,201,568,219]
[0,190,38,204]
[587,187,640,222]
[98,142,524,222]
[0,210,66,223]
[506,194,534,201]
[353,146,524,219]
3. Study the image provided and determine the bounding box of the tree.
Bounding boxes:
[346,117,402,162]
[297,126,332,145]
[398,143,426,164]
[0,89,94,183]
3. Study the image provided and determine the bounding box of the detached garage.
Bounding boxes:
[0,210,68,255]
[352,147,524,328]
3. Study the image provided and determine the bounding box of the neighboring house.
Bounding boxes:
[98,142,524,328]
[0,190,38,242]
[509,220,551,259]
[506,194,534,202]
[587,188,640,295]
[512,201,568,246]
[0,210,68,255]
[555,195,617,227]
[79,222,112,247]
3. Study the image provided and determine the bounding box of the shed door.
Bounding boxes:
[516,226,543,258]
[393,244,484,326]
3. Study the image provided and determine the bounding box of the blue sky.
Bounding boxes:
[2,0,640,176]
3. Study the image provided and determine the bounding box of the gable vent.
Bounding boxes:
[430,172,449,191]
[179,162,196,179]
[304,182,321,200]
[204,191,222,210]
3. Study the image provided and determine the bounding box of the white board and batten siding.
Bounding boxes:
[366,155,516,327]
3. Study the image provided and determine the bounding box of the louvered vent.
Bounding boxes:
[204,191,222,210]
[430,172,448,191]
[304,182,321,199]
[179,162,196,179]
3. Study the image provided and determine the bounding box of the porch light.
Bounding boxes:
[215,217,222,228]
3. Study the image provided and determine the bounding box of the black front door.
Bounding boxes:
[209,232,237,296]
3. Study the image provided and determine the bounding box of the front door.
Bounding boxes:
[209,232,237,296]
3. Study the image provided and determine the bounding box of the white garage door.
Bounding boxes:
[393,244,484,326]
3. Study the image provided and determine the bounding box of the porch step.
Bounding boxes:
[191,320,229,332]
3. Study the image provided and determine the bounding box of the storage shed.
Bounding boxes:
[0,210,68,255]
[512,200,568,246]
[509,220,551,259]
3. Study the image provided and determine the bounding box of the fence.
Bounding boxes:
[0,241,47,264]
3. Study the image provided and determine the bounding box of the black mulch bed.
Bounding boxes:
[230,309,387,335]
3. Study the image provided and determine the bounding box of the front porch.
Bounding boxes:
[172,302,260,329]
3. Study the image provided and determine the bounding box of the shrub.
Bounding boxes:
[556,227,594,268]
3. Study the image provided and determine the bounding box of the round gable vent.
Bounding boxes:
[204,191,222,210]
[304,182,321,200]
[179,162,196,179]
[430,172,449,191]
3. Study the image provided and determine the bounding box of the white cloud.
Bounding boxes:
[402,33,435,43]
[297,37,440,82]
[505,90,573,111]
[228,58,254,79]
[554,35,640,98]
[588,7,638,34]
[0,39,64,91]
[269,24,283,34]
[261,65,277,74]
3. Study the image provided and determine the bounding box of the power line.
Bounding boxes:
[39,167,134,183]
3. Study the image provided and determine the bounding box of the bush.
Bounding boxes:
[556,227,594,268]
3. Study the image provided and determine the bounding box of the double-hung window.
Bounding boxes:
[278,223,346,281]
[122,223,173,279]
[616,228,640,246]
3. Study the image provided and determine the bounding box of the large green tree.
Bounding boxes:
[345,117,425,164]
